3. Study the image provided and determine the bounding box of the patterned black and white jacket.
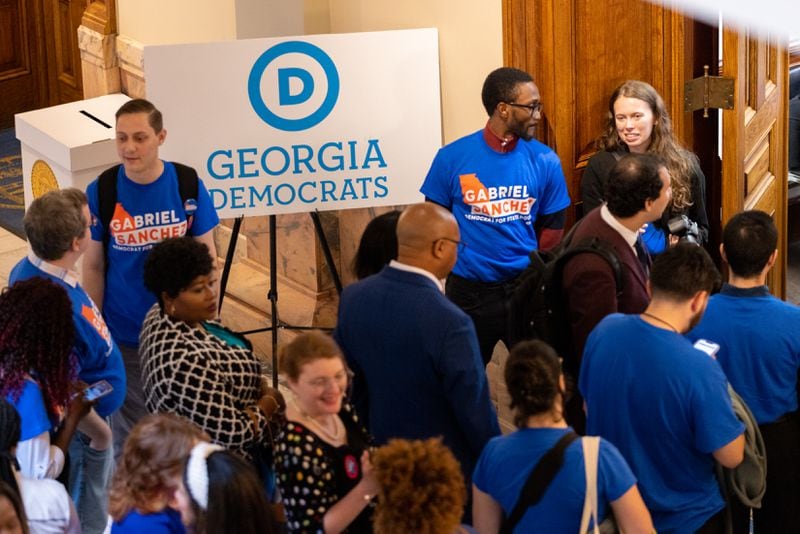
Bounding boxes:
[139,304,273,458]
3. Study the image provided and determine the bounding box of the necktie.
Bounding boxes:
[634,236,650,277]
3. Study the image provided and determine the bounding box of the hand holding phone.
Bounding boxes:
[83,380,114,402]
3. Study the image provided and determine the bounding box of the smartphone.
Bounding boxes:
[83,380,114,402]
[693,339,720,359]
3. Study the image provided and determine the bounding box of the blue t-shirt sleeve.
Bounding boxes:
[598,438,637,502]
[8,380,52,441]
[188,178,220,237]
[692,359,745,453]
[420,149,453,209]
[471,437,497,494]
[536,149,571,216]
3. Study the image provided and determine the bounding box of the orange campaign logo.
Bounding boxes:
[459,173,489,205]
[81,303,112,346]
[458,173,534,218]
[108,202,187,247]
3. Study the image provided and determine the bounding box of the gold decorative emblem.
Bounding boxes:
[31,160,59,198]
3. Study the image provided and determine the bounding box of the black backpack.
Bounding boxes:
[507,219,624,364]
[97,162,199,255]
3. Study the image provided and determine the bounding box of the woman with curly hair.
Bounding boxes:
[139,237,284,492]
[581,80,709,254]
[372,438,473,534]
[0,278,90,480]
[472,340,653,534]
[109,413,208,533]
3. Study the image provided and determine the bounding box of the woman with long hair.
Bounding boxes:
[472,340,653,534]
[0,279,89,480]
[0,399,79,534]
[581,80,708,254]
[175,444,276,534]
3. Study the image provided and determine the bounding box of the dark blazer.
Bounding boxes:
[334,265,500,483]
[581,149,709,244]
[563,207,650,364]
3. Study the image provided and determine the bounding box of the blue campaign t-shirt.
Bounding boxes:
[111,508,185,534]
[579,314,745,534]
[421,130,570,282]
[688,284,800,424]
[9,257,125,417]
[6,379,53,441]
[86,162,219,346]
[473,427,635,534]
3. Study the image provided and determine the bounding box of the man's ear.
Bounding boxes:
[158,128,167,145]
[719,243,727,264]
[690,290,709,314]
[766,249,778,269]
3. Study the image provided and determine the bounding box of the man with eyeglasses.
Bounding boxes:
[421,67,570,365]
[334,202,500,503]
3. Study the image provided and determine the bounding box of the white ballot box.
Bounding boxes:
[15,93,130,208]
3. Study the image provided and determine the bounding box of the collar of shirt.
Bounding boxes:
[600,204,639,250]
[720,283,770,298]
[482,122,519,154]
[27,251,79,288]
[388,260,445,293]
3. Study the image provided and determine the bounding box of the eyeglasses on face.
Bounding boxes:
[434,237,467,252]
[507,101,543,116]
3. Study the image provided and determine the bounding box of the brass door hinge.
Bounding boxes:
[684,65,734,117]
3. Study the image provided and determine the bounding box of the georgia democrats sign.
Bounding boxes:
[143,29,441,218]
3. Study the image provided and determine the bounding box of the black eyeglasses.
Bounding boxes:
[435,237,467,252]
[507,102,543,115]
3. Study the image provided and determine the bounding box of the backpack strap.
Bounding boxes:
[173,162,200,204]
[97,163,200,258]
[173,163,200,231]
[559,237,624,300]
[97,164,123,256]
[500,431,580,534]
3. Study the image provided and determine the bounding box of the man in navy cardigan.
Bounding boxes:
[335,202,500,487]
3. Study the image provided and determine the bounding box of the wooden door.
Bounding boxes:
[0,0,48,128]
[503,0,694,225]
[42,0,86,103]
[721,28,788,296]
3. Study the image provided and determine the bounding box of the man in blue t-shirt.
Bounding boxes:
[10,188,126,534]
[580,244,745,534]
[82,98,219,461]
[689,210,800,532]
[421,67,571,364]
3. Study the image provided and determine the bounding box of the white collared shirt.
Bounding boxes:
[388,260,445,293]
[600,204,639,253]
[26,251,79,288]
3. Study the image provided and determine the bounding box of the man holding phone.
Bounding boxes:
[10,188,125,534]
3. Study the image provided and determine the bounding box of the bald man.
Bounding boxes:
[334,203,500,489]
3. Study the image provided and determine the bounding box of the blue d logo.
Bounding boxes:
[248,41,340,132]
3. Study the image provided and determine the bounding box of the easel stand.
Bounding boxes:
[218,212,343,387]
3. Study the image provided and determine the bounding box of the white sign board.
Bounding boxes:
[145,29,441,218]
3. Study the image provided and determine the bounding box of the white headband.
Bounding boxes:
[185,442,224,510]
